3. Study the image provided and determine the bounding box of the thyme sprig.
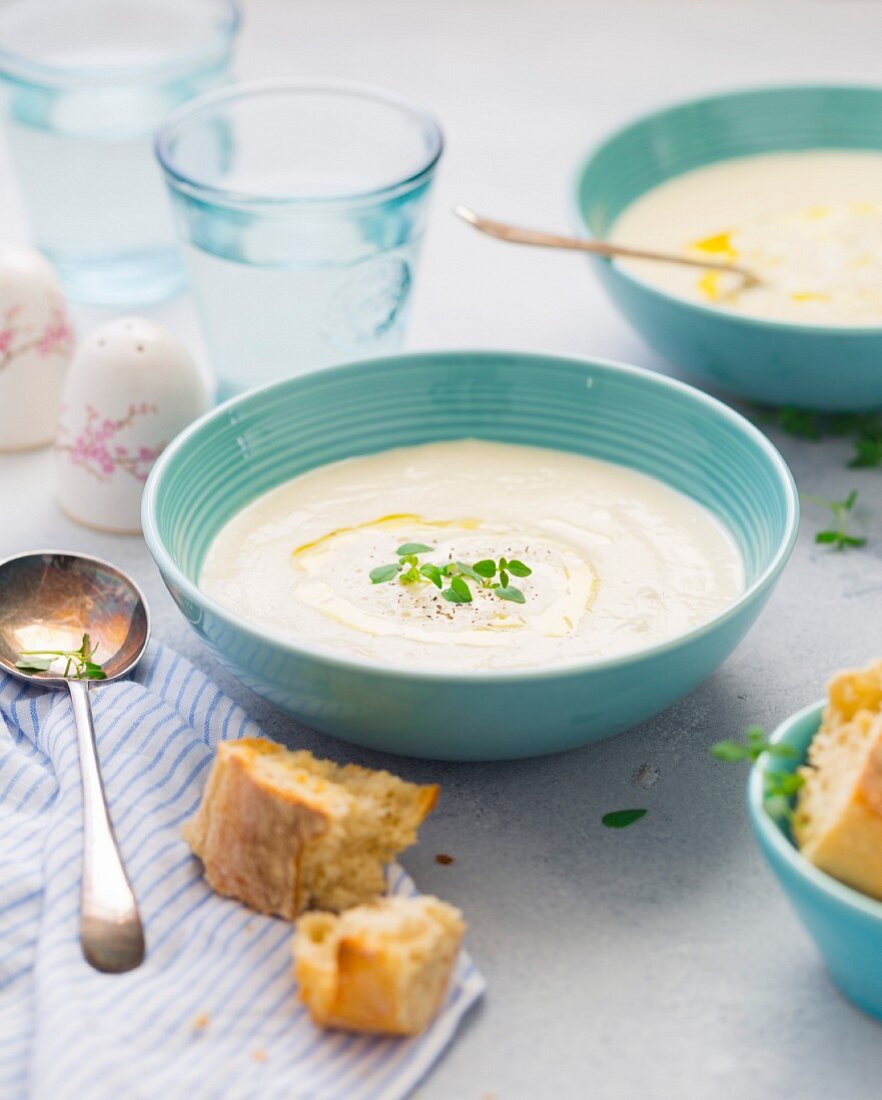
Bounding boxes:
[370,544,533,605]
[711,725,804,820]
[16,633,107,680]
[756,405,882,468]
[803,489,866,550]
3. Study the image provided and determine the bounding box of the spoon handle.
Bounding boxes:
[67,678,145,973]
[453,206,760,285]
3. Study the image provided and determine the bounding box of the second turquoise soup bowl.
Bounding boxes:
[143,351,798,761]
[574,85,882,411]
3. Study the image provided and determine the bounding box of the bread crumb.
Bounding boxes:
[435,853,455,865]
[183,738,438,919]
[191,1012,210,1034]
[633,763,660,790]
[252,1049,268,1063]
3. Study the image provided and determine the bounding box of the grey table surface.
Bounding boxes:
[3,1,882,1097]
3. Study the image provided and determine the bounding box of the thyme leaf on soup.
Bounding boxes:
[16,632,107,680]
[396,542,433,556]
[495,585,526,604]
[419,563,444,589]
[369,543,533,605]
[442,575,473,604]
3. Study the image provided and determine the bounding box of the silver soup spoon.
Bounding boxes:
[0,551,149,973]
[454,205,762,287]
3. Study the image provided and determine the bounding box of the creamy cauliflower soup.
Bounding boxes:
[199,440,743,672]
[610,151,882,325]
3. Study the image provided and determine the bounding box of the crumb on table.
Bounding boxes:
[191,1012,210,1034]
[633,763,660,790]
[252,1049,268,1063]
[435,853,455,865]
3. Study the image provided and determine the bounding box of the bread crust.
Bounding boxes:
[794,662,882,900]
[293,897,465,1036]
[182,741,329,918]
[801,720,882,900]
[184,738,439,919]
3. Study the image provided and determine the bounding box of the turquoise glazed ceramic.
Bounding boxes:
[748,703,882,1019]
[142,350,798,761]
[574,85,882,411]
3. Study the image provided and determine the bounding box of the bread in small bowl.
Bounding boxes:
[793,660,882,899]
[293,895,465,1036]
[183,738,439,918]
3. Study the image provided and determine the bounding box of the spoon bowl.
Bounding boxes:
[0,550,150,973]
[0,551,149,681]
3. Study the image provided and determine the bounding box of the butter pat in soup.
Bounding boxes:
[610,150,882,325]
[200,440,744,672]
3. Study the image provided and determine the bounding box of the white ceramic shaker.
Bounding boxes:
[0,246,75,451]
[55,317,209,534]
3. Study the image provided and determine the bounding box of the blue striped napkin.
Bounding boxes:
[0,643,484,1100]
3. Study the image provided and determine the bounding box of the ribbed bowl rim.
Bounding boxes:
[572,82,882,337]
[142,349,799,684]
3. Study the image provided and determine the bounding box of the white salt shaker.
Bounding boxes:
[0,247,74,451]
[55,317,209,534]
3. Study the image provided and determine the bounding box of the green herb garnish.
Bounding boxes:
[396,542,433,556]
[369,544,439,586]
[803,489,867,550]
[369,563,401,584]
[850,435,882,469]
[370,543,533,605]
[755,405,882,469]
[442,575,473,604]
[602,808,647,829]
[418,563,444,589]
[710,725,797,763]
[763,771,807,821]
[16,633,106,680]
[777,407,823,441]
[711,725,804,819]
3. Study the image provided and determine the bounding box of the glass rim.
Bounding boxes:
[155,78,445,209]
[0,0,240,87]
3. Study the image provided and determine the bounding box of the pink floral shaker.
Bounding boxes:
[55,317,209,534]
[0,246,74,451]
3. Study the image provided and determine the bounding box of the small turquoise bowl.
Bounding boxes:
[574,85,882,411]
[142,350,798,761]
[748,703,882,1019]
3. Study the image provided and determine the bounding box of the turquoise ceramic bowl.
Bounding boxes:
[142,350,798,761]
[748,703,882,1019]
[574,85,882,411]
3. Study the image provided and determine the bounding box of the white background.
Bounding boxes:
[3,2,882,1097]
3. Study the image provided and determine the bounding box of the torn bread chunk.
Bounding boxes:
[293,895,465,1036]
[183,738,439,918]
[793,661,882,900]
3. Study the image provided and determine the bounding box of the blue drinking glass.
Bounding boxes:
[155,80,444,399]
[0,0,240,306]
